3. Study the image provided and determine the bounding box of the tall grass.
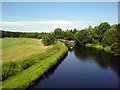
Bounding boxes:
[2,43,58,81]
[2,42,68,89]
[2,38,45,64]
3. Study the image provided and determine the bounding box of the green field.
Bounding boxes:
[2,38,50,64]
[2,38,68,89]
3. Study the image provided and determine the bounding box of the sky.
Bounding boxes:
[1,2,118,32]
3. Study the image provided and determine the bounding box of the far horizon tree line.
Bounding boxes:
[1,22,120,56]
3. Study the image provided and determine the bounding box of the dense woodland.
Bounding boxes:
[1,22,120,56]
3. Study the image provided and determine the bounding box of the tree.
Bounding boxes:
[102,25,117,46]
[86,26,95,44]
[54,28,64,39]
[65,30,74,40]
[37,34,42,39]
[73,28,78,34]
[95,22,110,43]
[42,33,56,46]
[74,29,88,45]
[110,24,120,56]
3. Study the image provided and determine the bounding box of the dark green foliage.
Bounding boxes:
[2,61,23,81]
[86,30,94,44]
[74,22,119,56]
[54,28,64,39]
[74,30,88,45]
[0,30,2,38]
[42,33,56,46]
[94,22,110,43]
[102,25,117,46]
[1,30,46,38]
[65,30,74,40]
[1,28,77,41]
[37,34,42,39]
[74,28,94,45]
[2,57,39,81]
[110,24,120,56]
[53,28,77,40]
[97,22,110,33]
[111,43,119,56]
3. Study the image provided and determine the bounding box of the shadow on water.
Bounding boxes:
[74,45,120,77]
[27,52,68,90]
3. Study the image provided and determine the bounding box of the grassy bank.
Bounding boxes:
[2,38,51,81]
[2,41,68,89]
[85,43,111,52]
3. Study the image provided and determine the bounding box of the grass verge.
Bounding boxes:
[2,42,68,89]
[85,43,111,52]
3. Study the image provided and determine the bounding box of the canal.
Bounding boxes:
[29,46,120,88]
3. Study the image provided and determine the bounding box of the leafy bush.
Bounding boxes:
[37,35,42,39]
[74,29,94,45]
[102,26,117,46]
[111,42,120,56]
[42,34,56,46]
[2,61,23,81]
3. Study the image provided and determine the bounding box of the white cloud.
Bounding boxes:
[0,20,73,26]
[0,20,98,32]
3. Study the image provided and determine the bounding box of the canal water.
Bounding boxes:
[29,46,120,88]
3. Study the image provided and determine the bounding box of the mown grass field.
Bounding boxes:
[2,38,68,89]
[2,38,50,64]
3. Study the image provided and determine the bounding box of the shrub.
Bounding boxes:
[111,42,120,56]
[42,34,56,46]
[37,35,42,39]
[2,61,23,81]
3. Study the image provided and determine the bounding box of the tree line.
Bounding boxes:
[74,22,120,56]
[1,22,120,56]
[1,28,77,40]
[1,31,46,39]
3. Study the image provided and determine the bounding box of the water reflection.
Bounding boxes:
[29,46,119,88]
[74,46,120,77]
